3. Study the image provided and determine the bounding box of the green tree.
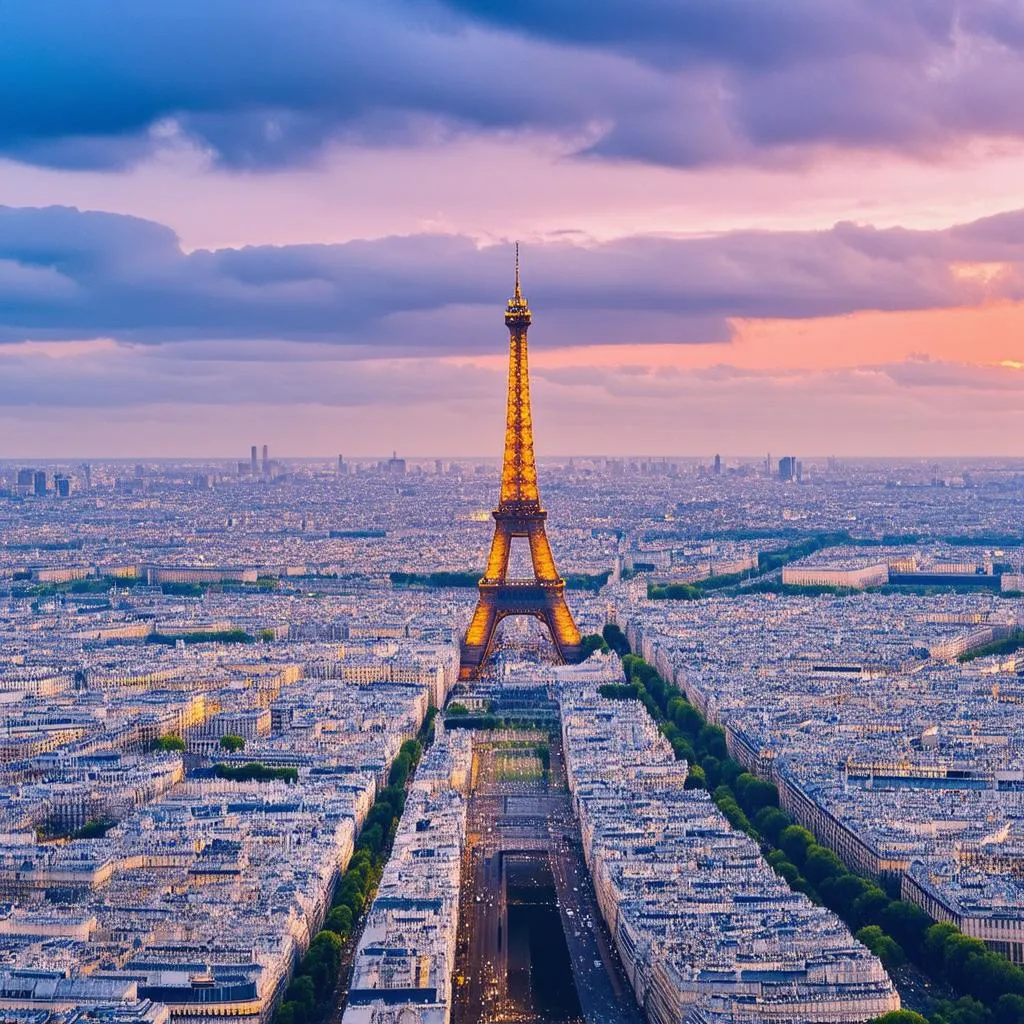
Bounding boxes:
[325,905,353,937]
[579,633,610,657]
[399,738,423,766]
[855,925,906,969]
[388,754,411,788]
[661,721,681,745]
[696,723,728,760]
[941,932,990,981]
[284,975,316,1019]
[768,856,801,886]
[877,900,932,960]
[303,930,343,1006]
[214,762,297,784]
[337,875,367,915]
[683,764,706,789]
[822,873,876,918]
[72,819,115,839]
[670,736,696,763]
[671,700,703,737]
[871,1013,928,1024]
[850,887,891,930]
[778,825,816,867]
[735,773,779,813]
[996,994,1024,1024]
[713,790,753,834]
[154,734,185,752]
[923,921,961,973]
[719,757,744,788]
[275,1001,298,1024]
[803,844,846,885]
[701,755,722,789]
[359,823,384,857]
[929,996,992,1024]
[753,806,790,845]
[602,623,631,655]
[220,733,246,753]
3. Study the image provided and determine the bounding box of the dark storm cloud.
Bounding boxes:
[3,205,1024,352]
[3,1,1024,170]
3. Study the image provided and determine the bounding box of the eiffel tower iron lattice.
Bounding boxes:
[460,245,583,679]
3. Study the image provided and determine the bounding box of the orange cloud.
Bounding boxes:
[456,300,1024,377]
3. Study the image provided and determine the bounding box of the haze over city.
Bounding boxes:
[4,1,1024,456]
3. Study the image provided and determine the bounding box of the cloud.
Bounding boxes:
[4,1,1024,171]
[880,356,1024,392]
[534,357,1024,404]
[3,329,1021,430]
[436,0,957,71]
[3,204,1024,354]
[0,1,654,169]
[2,338,1023,460]
[0,341,499,409]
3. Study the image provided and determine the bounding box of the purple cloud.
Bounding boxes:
[4,1,1024,171]
[3,205,1024,354]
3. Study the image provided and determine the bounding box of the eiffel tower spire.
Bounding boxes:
[500,241,539,509]
[460,245,583,679]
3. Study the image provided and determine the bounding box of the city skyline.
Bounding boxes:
[3,2,1024,456]
[0,452,1021,1023]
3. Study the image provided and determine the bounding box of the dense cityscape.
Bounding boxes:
[0,450,1021,1024]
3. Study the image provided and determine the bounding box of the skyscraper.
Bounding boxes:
[250,446,258,476]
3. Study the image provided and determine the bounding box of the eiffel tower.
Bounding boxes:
[460,246,583,679]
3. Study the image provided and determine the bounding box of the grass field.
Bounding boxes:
[495,752,545,782]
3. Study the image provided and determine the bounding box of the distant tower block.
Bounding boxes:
[262,444,269,475]
[460,245,583,680]
[250,445,258,476]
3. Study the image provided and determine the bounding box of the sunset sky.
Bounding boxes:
[3,0,1024,458]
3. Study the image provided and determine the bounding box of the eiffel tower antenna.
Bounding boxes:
[460,244,583,679]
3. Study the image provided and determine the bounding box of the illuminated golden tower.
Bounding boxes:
[460,245,583,679]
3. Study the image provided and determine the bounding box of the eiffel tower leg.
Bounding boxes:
[460,598,499,679]
[483,523,512,582]
[541,592,583,661]
[526,520,560,583]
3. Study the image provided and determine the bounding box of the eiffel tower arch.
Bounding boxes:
[460,246,583,680]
